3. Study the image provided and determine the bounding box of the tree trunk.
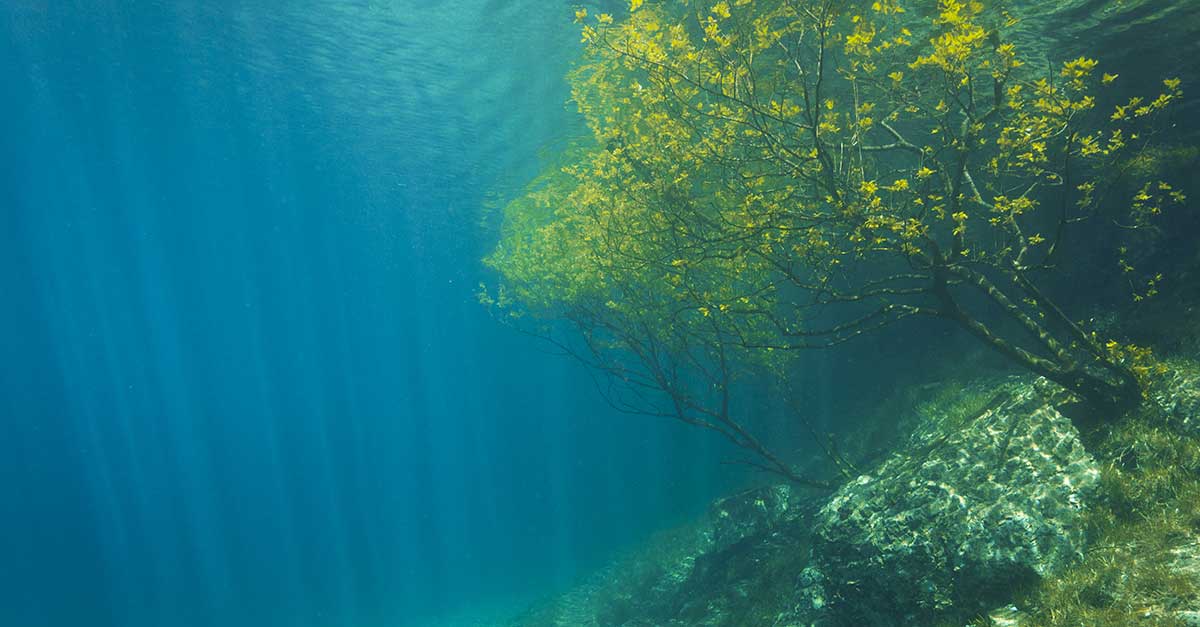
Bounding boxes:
[932,267,1143,423]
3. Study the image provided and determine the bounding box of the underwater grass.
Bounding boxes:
[1012,388,1200,627]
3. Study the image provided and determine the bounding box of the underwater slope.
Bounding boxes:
[509,360,1200,626]
[490,0,1200,624]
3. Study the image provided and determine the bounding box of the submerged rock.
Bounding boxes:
[708,484,795,549]
[669,485,817,626]
[803,379,1099,626]
[1150,362,1200,437]
[986,604,1030,627]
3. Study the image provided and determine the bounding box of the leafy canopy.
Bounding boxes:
[483,0,1184,480]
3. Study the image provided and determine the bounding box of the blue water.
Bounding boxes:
[0,3,742,625]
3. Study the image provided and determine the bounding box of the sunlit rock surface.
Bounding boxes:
[803,380,1099,626]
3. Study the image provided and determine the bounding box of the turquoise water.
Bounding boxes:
[4,2,1200,626]
[0,3,746,625]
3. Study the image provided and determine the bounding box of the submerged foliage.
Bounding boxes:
[484,0,1185,481]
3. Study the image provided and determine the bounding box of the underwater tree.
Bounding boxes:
[483,0,1184,483]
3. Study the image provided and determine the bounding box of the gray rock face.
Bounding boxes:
[803,380,1100,626]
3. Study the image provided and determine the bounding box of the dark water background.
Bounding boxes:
[2,1,1198,626]
[0,2,743,625]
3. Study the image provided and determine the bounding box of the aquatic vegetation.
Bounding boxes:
[483,0,1187,481]
[1011,363,1200,626]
